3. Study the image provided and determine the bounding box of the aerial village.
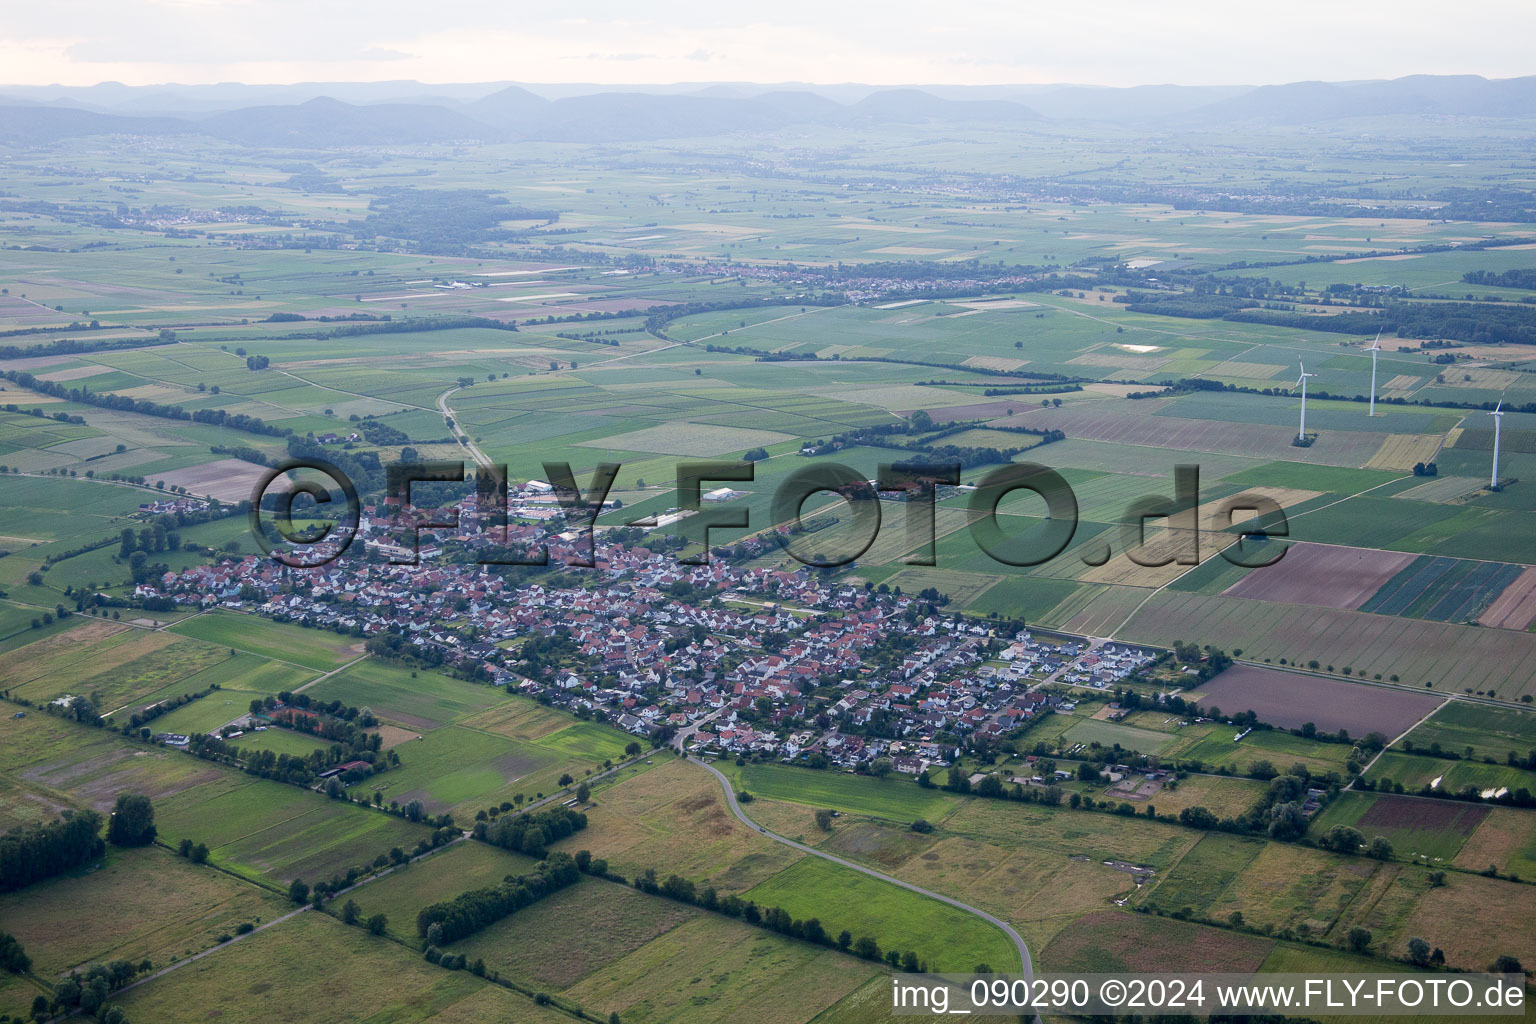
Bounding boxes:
[146,484,1158,774]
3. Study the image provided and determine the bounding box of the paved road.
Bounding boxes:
[436,385,496,474]
[689,755,1036,981]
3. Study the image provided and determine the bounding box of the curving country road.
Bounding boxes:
[689,755,1036,981]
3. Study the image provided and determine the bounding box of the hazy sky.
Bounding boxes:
[2,0,1533,88]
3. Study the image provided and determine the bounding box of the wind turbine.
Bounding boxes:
[1295,355,1316,444]
[1490,399,1505,490]
[1366,331,1382,416]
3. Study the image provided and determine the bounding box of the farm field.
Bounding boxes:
[301,659,508,730]
[168,610,364,672]
[550,758,805,892]
[1311,792,1489,862]
[153,772,433,885]
[742,854,1022,972]
[449,877,701,989]
[111,911,558,1024]
[714,760,962,822]
[1042,908,1274,973]
[1221,541,1417,609]
[560,912,881,1024]
[1399,700,1536,760]
[1190,664,1444,736]
[347,841,538,944]
[0,844,289,980]
[1123,590,1536,701]
[1453,807,1536,878]
[1364,751,1536,799]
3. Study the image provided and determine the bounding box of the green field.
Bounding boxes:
[154,773,433,886]
[169,611,361,672]
[303,659,509,730]
[1401,701,1536,761]
[742,855,1020,973]
[714,761,961,822]
[112,911,562,1024]
[1366,751,1536,799]
[0,844,288,979]
[347,841,538,944]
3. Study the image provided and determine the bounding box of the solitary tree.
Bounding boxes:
[106,794,156,847]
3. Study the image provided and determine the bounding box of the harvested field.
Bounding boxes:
[1122,590,1536,701]
[1363,434,1444,472]
[451,879,696,989]
[998,403,1391,468]
[1041,908,1272,973]
[1453,808,1536,878]
[1397,872,1536,970]
[1393,474,1483,503]
[155,459,279,503]
[561,913,878,1024]
[1077,486,1322,589]
[551,759,803,893]
[1192,665,1444,736]
[1479,566,1536,630]
[578,423,792,457]
[1221,541,1417,609]
[1357,793,1486,834]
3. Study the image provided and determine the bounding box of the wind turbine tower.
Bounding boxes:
[1490,399,1505,490]
[1367,331,1382,416]
[1295,356,1316,444]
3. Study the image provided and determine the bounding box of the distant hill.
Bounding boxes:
[0,75,1532,147]
[1189,74,1536,123]
[200,97,492,146]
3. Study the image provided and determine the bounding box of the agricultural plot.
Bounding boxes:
[1191,665,1442,737]
[348,841,537,943]
[1123,591,1536,701]
[715,760,961,822]
[1453,807,1536,879]
[1041,908,1273,973]
[1477,566,1536,630]
[361,725,561,815]
[1400,701,1536,761]
[1198,840,1379,935]
[998,400,1392,468]
[112,912,551,1024]
[1365,751,1536,800]
[154,773,432,885]
[0,707,225,814]
[1171,726,1355,776]
[551,758,804,893]
[0,844,289,980]
[1321,791,1487,860]
[1358,554,1527,623]
[449,878,699,989]
[1139,832,1265,917]
[743,854,1022,972]
[560,912,881,1024]
[1221,542,1417,609]
[169,610,363,672]
[301,659,508,730]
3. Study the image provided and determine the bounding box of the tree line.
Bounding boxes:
[472,805,588,859]
[417,851,581,945]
